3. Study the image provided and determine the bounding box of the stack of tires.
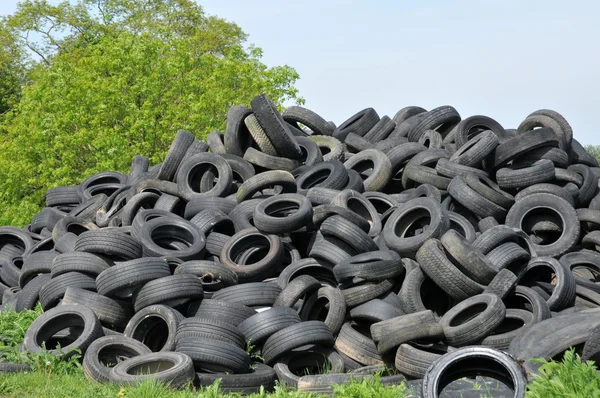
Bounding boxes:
[1,93,600,397]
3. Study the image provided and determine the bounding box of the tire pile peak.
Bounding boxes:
[2,94,600,395]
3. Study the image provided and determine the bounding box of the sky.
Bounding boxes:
[1,0,599,144]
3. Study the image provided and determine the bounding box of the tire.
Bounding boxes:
[196,362,277,393]
[439,293,506,347]
[383,198,450,259]
[483,269,518,299]
[187,299,256,327]
[224,106,253,157]
[236,170,297,203]
[349,299,404,323]
[333,250,404,283]
[174,260,237,290]
[83,335,152,382]
[299,286,347,335]
[363,116,396,143]
[331,190,381,238]
[39,272,97,310]
[505,193,579,258]
[108,352,195,389]
[334,322,383,366]
[435,158,489,179]
[62,287,132,329]
[262,321,334,365]
[343,149,392,192]
[157,130,195,181]
[395,343,454,379]
[273,275,321,308]
[251,94,303,160]
[23,304,103,358]
[244,114,279,156]
[441,230,498,285]
[176,153,233,199]
[15,274,50,312]
[184,196,236,219]
[124,304,184,352]
[132,274,204,313]
[417,239,484,302]
[296,161,348,195]
[464,174,515,210]
[219,228,282,283]
[399,266,454,317]
[274,347,344,388]
[295,136,324,166]
[312,204,371,233]
[75,230,141,260]
[309,136,344,162]
[46,186,80,207]
[320,215,378,253]
[138,217,206,261]
[422,347,526,398]
[51,252,110,279]
[582,324,600,363]
[345,132,373,152]
[448,176,507,220]
[253,194,312,234]
[189,209,234,236]
[494,127,559,168]
[517,257,576,311]
[175,337,251,374]
[335,108,380,140]
[243,147,300,171]
[569,164,599,207]
[206,130,227,154]
[96,257,170,299]
[371,310,444,354]
[238,307,301,346]
[453,115,508,148]
[407,106,461,142]
[496,159,555,190]
[480,309,535,350]
[211,282,282,308]
[175,317,245,348]
[283,106,334,136]
[504,285,551,324]
[449,130,499,167]
[448,212,477,243]
[341,280,394,308]
[18,251,57,288]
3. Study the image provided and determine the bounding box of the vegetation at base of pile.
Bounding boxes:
[0,0,302,226]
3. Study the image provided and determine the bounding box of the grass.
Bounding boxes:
[0,306,599,397]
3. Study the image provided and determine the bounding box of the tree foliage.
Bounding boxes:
[585,145,600,164]
[0,0,302,226]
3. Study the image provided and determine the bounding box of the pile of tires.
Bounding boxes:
[1,93,600,397]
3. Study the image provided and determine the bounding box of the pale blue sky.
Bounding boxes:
[2,1,599,144]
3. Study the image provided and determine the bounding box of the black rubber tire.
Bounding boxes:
[108,351,195,389]
[320,215,378,253]
[454,115,508,148]
[219,228,283,283]
[176,153,233,199]
[464,174,515,210]
[441,230,498,285]
[335,108,380,140]
[345,132,373,152]
[39,271,97,310]
[253,194,312,234]
[211,282,282,308]
[274,347,344,388]
[184,196,237,219]
[132,274,204,313]
[480,309,535,350]
[494,127,559,168]
[333,250,404,283]
[83,335,152,382]
[175,317,245,348]
[483,269,518,299]
[243,147,300,171]
[138,217,206,261]
[398,266,454,317]
[422,346,526,398]
[46,186,81,207]
[174,260,237,291]
[187,299,256,327]
[251,94,302,160]
[407,106,461,142]
[496,159,556,190]
[273,275,321,308]
[334,322,383,366]
[157,130,195,181]
[189,209,234,236]
[296,161,348,195]
[448,212,477,243]
[439,293,506,347]
[331,190,381,238]
[311,204,371,233]
[176,336,251,374]
[343,149,392,192]
[124,304,184,352]
[299,286,347,335]
[505,193,579,258]
[283,106,334,136]
[383,198,450,259]
[15,273,50,311]
[582,324,600,363]
[449,130,499,167]
[238,307,301,346]
[262,321,334,365]
[196,362,277,393]
[395,343,454,379]
[349,298,404,323]
[371,310,444,354]
[236,170,297,203]
[417,239,484,302]
[309,136,345,162]
[74,230,142,260]
[18,251,57,288]
[448,176,507,220]
[51,252,110,279]
[23,304,103,358]
[294,136,324,166]
[435,158,488,180]
[517,257,576,311]
[62,287,132,329]
[224,106,253,157]
[96,257,170,299]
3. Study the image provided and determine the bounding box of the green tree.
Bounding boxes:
[585,145,600,163]
[0,0,302,226]
[0,19,27,115]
